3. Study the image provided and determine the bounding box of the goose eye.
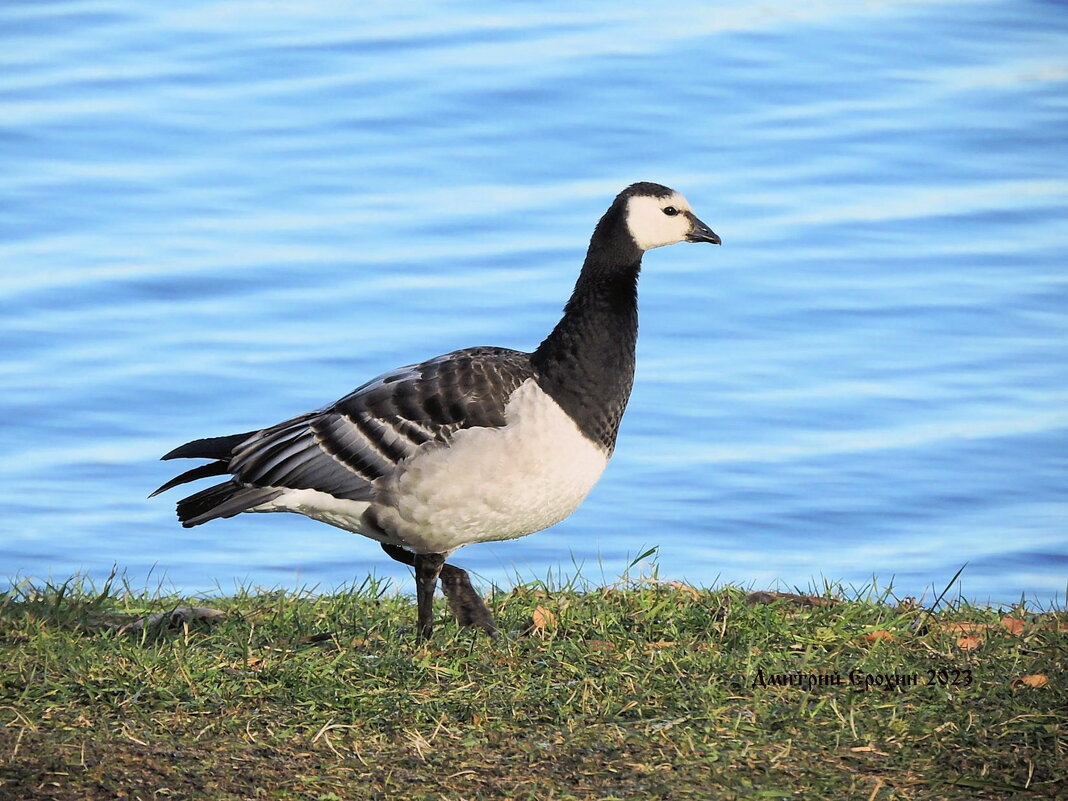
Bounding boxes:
[662,206,679,216]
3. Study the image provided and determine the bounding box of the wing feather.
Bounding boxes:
[159,347,536,521]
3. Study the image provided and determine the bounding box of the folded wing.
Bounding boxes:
[154,347,535,527]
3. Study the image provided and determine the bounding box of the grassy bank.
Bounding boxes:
[1,568,1065,800]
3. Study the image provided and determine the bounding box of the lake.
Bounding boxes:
[2,0,1066,606]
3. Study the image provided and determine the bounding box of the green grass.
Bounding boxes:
[1,566,1065,800]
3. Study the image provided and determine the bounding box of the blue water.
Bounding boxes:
[3,0,1066,606]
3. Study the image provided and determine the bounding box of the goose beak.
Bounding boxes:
[685,213,721,245]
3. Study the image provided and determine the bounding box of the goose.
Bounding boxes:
[153,182,720,641]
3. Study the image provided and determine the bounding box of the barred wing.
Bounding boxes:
[226,347,535,500]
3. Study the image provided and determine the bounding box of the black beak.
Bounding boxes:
[685,212,721,245]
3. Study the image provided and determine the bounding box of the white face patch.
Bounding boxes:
[625,191,695,251]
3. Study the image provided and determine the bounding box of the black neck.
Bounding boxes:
[531,204,642,451]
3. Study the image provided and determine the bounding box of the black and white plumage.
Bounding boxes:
[154,182,720,640]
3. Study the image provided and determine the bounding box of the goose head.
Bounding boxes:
[622,182,721,251]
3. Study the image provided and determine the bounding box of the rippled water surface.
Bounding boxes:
[3,0,1066,604]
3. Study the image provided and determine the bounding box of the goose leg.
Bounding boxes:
[382,544,498,639]
[439,564,499,639]
[414,552,445,642]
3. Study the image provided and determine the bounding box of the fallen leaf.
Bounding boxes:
[588,640,615,652]
[999,616,1025,636]
[645,640,676,651]
[1011,674,1048,689]
[956,634,982,651]
[936,621,995,635]
[531,605,557,631]
[934,619,1026,639]
[863,630,895,643]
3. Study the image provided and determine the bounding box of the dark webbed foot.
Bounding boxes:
[382,544,498,639]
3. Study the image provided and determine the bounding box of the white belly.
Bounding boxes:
[249,489,375,536]
[369,379,609,554]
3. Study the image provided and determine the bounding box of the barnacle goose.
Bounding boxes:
[153,182,720,640]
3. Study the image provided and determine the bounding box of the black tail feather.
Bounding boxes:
[176,482,282,528]
[161,431,256,462]
[157,429,275,524]
[149,461,231,497]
